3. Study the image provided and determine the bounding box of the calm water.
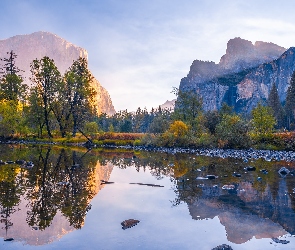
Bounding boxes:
[0,144,295,250]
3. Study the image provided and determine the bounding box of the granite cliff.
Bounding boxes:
[179,38,288,113]
[0,31,115,115]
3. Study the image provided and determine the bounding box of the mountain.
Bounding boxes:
[0,31,115,115]
[179,37,287,113]
[159,99,176,110]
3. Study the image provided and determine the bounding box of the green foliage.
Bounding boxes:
[147,112,170,134]
[0,100,28,137]
[84,122,99,136]
[251,102,276,136]
[216,114,251,148]
[204,110,221,134]
[64,57,96,136]
[173,87,203,129]
[30,56,61,138]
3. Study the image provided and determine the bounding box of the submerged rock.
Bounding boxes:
[245,166,256,171]
[222,185,235,190]
[233,172,241,177]
[272,237,290,244]
[278,167,290,177]
[15,160,26,165]
[206,175,218,180]
[121,219,140,230]
[4,238,14,241]
[212,244,233,250]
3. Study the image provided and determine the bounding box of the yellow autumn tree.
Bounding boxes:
[168,120,188,138]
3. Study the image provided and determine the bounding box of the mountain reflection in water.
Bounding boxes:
[173,155,295,244]
[0,145,295,248]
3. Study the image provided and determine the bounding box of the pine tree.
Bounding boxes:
[267,83,284,129]
[285,70,295,130]
[0,51,26,102]
[173,87,203,129]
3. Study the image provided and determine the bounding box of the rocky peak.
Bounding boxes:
[179,38,290,113]
[159,99,176,111]
[219,37,285,72]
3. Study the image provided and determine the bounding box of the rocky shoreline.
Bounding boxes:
[3,140,295,162]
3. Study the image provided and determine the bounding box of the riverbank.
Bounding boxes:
[3,138,295,162]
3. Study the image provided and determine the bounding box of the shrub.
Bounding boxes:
[216,114,251,149]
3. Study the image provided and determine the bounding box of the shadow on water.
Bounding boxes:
[0,145,295,246]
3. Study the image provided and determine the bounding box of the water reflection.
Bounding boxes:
[0,145,113,245]
[100,151,295,244]
[0,146,295,247]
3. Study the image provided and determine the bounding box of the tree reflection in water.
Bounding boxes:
[25,147,97,230]
[0,165,23,236]
[0,145,98,237]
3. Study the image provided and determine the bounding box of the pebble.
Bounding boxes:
[130,146,295,162]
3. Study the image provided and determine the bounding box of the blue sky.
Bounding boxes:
[1,0,295,111]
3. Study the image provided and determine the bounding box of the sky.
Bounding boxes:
[1,0,295,112]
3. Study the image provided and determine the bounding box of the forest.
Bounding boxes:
[1,51,295,150]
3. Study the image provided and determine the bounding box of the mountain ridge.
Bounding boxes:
[179,37,289,113]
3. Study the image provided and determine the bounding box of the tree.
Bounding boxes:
[64,57,96,136]
[27,87,46,137]
[204,110,220,134]
[30,56,61,138]
[268,83,284,129]
[51,76,72,137]
[0,100,24,137]
[148,115,170,134]
[251,102,276,135]
[285,70,295,130]
[216,114,250,148]
[0,51,26,102]
[167,120,189,138]
[173,87,203,129]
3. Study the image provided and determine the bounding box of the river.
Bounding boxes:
[0,144,294,250]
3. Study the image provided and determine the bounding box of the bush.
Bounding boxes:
[215,114,251,149]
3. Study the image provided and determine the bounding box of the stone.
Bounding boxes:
[272,237,290,244]
[211,244,233,250]
[121,219,140,230]
[278,167,290,177]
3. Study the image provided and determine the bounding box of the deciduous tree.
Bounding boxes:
[30,56,61,138]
